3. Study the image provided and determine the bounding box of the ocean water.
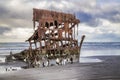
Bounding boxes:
[0,42,120,73]
[0,42,29,56]
[0,42,120,56]
[0,42,119,63]
[81,42,120,57]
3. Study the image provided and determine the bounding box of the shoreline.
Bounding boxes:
[0,55,120,80]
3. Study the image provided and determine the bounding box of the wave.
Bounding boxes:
[0,42,120,56]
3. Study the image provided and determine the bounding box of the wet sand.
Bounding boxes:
[0,56,120,80]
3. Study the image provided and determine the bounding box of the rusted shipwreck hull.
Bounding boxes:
[6,8,85,66]
[27,8,85,58]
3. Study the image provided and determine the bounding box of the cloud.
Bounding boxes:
[0,26,11,34]
[78,18,120,42]
[0,0,120,42]
[95,0,120,23]
[76,12,101,27]
[1,27,34,42]
[0,0,97,28]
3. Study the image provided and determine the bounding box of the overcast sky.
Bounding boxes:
[0,0,120,42]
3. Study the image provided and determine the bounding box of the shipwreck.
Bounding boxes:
[6,8,85,67]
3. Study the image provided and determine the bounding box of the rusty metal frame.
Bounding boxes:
[27,8,80,58]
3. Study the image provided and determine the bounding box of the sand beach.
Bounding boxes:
[0,56,120,80]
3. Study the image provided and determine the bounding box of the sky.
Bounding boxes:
[0,0,120,42]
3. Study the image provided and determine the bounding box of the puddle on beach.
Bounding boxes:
[0,57,103,74]
[0,57,26,74]
[0,66,22,74]
[79,57,102,63]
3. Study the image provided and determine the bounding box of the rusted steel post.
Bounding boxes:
[74,26,75,40]
[34,40,37,49]
[77,24,78,36]
[39,41,42,53]
[79,35,85,62]
[29,41,32,57]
